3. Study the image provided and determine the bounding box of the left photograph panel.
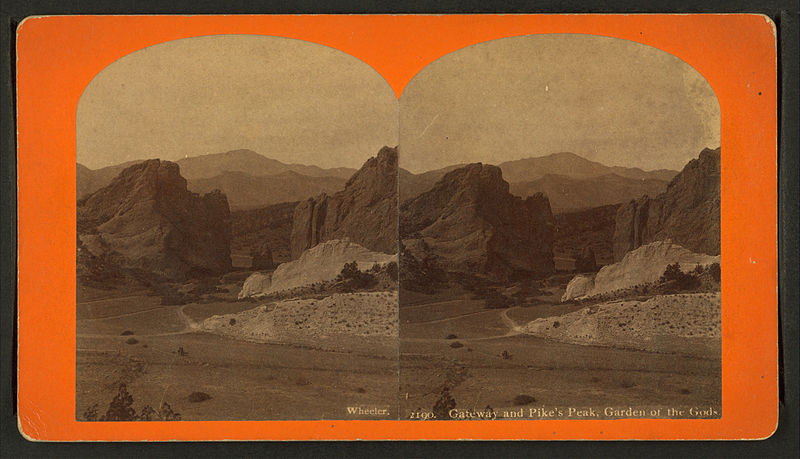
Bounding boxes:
[75,35,400,421]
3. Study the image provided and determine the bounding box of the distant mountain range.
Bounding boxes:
[400,151,678,211]
[77,149,356,209]
[509,173,670,213]
[80,149,679,212]
[188,171,346,210]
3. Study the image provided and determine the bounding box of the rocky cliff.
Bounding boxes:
[77,159,232,280]
[290,146,398,259]
[400,163,555,279]
[612,147,720,261]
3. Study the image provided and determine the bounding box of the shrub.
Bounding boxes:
[658,262,700,292]
[512,394,536,406]
[120,330,134,336]
[229,318,236,326]
[708,262,721,282]
[125,337,139,345]
[449,341,464,349]
[101,384,136,421]
[484,291,512,309]
[335,261,377,292]
[85,383,181,421]
[82,403,99,421]
[384,261,398,281]
[445,334,458,340]
[432,386,456,420]
[188,391,212,403]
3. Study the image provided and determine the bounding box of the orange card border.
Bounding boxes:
[16,14,777,441]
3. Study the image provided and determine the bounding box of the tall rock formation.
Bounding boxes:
[400,163,555,279]
[77,159,232,280]
[290,146,398,258]
[612,148,720,261]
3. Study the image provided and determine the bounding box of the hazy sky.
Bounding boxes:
[399,34,720,173]
[77,35,398,170]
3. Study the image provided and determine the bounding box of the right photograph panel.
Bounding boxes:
[398,34,721,421]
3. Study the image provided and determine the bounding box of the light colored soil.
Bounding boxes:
[524,293,721,353]
[202,291,398,343]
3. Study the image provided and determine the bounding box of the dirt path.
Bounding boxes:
[499,307,523,334]
[79,306,168,321]
[401,307,525,343]
[400,298,475,311]
[77,294,149,306]
[77,304,200,338]
[404,308,499,325]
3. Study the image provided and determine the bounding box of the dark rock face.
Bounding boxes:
[290,146,398,258]
[575,246,597,273]
[401,163,555,279]
[77,159,232,280]
[250,244,274,270]
[612,148,720,261]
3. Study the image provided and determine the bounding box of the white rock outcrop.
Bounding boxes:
[561,275,595,302]
[561,240,720,301]
[238,239,396,297]
[238,272,272,299]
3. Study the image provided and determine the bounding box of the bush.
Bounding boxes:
[101,384,137,421]
[188,391,212,403]
[512,394,536,406]
[432,386,456,420]
[335,261,377,292]
[484,291,512,309]
[658,262,700,292]
[449,341,464,349]
[445,334,458,340]
[708,262,721,282]
[84,383,181,421]
[229,318,236,326]
[120,330,134,336]
[125,337,139,345]
[384,261,398,281]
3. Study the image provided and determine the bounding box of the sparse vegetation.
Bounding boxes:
[82,384,181,421]
[188,391,212,403]
[484,290,513,309]
[512,394,536,406]
[659,262,701,292]
[399,240,446,294]
[432,386,456,420]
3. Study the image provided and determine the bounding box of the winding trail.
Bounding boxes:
[400,306,527,343]
[77,304,200,339]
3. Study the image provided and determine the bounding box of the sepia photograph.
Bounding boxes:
[74,35,400,421]
[12,12,782,442]
[397,34,722,420]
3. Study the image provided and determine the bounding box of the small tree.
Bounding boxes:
[82,403,99,421]
[432,386,456,420]
[101,384,136,421]
[708,262,721,282]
